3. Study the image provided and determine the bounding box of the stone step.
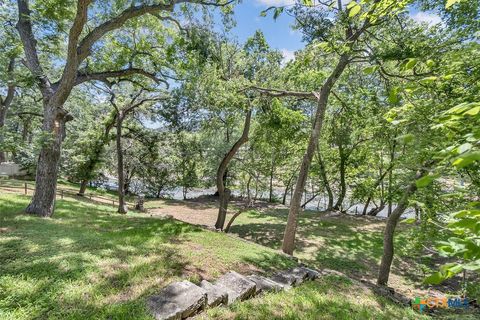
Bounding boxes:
[147,280,207,320]
[270,267,310,287]
[247,275,285,294]
[298,266,321,280]
[199,280,228,307]
[214,271,256,305]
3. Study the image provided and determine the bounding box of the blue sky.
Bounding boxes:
[230,1,304,61]
[225,0,442,62]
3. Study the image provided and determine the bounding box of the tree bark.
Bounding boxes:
[282,54,350,255]
[269,149,275,202]
[25,104,72,217]
[78,179,88,196]
[377,168,427,285]
[246,174,252,205]
[116,113,128,214]
[0,57,16,163]
[214,109,252,230]
[282,171,296,205]
[0,107,6,163]
[317,148,333,210]
[333,144,347,210]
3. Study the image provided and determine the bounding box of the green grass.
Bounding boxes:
[0,194,293,319]
[2,193,474,319]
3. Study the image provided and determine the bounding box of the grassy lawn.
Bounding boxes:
[0,194,294,319]
[1,193,476,319]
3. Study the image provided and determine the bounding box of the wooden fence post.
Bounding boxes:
[24,183,27,195]
[61,190,64,199]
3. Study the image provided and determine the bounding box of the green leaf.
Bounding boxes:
[388,88,399,104]
[445,102,471,115]
[273,7,284,20]
[402,218,416,224]
[463,262,480,271]
[464,106,480,116]
[424,271,444,284]
[363,66,377,75]
[446,0,462,9]
[420,76,438,84]
[452,151,480,169]
[405,58,417,70]
[348,3,361,17]
[396,134,415,144]
[416,175,435,188]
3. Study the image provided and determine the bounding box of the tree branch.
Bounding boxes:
[1,57,16,107]
[73,67,166,87]
[16,0,51,94]
[55,0,91,100]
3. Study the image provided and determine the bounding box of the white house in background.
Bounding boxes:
[0,162,26,177]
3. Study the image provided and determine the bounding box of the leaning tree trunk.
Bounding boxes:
[282,171,296,205]
[282,54,350,255]
[25,104,71,217]
[377,169,427,285]
[214,109,252,230]
[116,113,128,214]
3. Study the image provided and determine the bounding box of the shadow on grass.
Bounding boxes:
[0,195,299,319]
[0,196,201,319]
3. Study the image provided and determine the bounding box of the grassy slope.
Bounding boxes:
[0,194,294,319]
[0,193,428,319]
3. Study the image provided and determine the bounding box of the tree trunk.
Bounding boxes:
[116,113,128,214]
[362,163,394,215]
[282,54,350,255]
[317,148,333,210]
[333,146,347,210]
[0,107,6,163]
[282,171,296,205]
[377,169,427,285]
[0,57,16,163]
[78,179,88,196]
[387,140,396,217]
[269,150,275,202]
[214,110,252,230]
[223,197,246,234]
[246,175,252,205]
[25,104,71,217]
[367,202,385,216]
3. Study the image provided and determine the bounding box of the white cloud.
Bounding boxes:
[411,12,442,26]
[281,49,295,63]
[255,0,296,6]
